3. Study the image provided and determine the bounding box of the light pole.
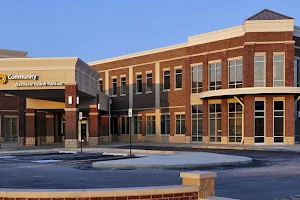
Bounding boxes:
[128,108,132,156]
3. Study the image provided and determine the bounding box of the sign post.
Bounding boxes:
[128,108,132,156]
[79,112,83,153]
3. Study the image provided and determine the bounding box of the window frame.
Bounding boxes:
[273,99,285,143]
[146,115,156,134]
[208,61,222,90]
[191,64,203,93]
[161,114,170,135]
[228,58,243,89]
[294,58,300,87]
[254,99,265,144]
[136,73,142,94]
[146,71,153,93]
[99,78,103,93]
[209,103,222,143]
[254,54,266,87]
[174,66,182,90]
[111,77,117,97]
[175,113,186,135]
[273,53,285,87]
[120,75,126,96]
[191,105,203,142]
[228,102,243,143]
[133,115,142,134]
[121,116,129,134]
[163,68,171,91]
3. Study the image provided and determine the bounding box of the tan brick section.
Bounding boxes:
[65,84,79,148]
[25,108,36,146]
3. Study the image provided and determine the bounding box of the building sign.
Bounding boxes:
[0,73,64,87]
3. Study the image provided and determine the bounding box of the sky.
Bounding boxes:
[0,0,299,62]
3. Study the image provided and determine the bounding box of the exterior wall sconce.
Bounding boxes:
[68,96,72,105]
[76,96,80,105]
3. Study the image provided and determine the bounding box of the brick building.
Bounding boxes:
[1,9,300,147]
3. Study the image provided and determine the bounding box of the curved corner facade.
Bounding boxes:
[0,9,300,147]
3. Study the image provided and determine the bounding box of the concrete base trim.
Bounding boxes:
[46,136,55,143]
[89,137,101,145]
[25,137,36,146]
[65,139,79,148]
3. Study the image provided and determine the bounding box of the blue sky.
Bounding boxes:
[0,0,299,62]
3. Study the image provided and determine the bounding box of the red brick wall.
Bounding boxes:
[285,43,295,87]
[101,116,109,136]
[65,84,78,140]
[0,192,198,200]
[266,52,273,87]
[202,99,208,137]
[243,44,255,87]
[89,106,99,138]
[25,108,35,138]
[221,51,228,89]
[265,96,273,137]
[46,113,54,138]
[244,95,254,138]
[285,95,295,137]
[221,99,228,139]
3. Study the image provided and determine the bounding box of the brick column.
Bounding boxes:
[202,99,209,143]
[25,108,36,146]
[243,43,255,87]
[18,96,26,145]
[285,95,295,145]
[202,54,209,92]
[266,52,273,87]
[46,112,55,143]
[285,42,295,87]
[221,99,228,144]
[265,96,273,145]
[185,57,191,137]
[64,84,79,148]
[243,95,254,145]
[89,105,100,145]
[221,50,228,89]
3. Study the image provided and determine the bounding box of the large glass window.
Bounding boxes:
[163,70,170,90]
[209,104,222,142]
[146,116,156,134]
[161,115,170,134]
[191,65,203,93]
[273,55,284,87]
[295,59,300,87]
[121,117,129,134]
[209,62,221,90]
[228,103,243,143]
[255,101,265,143]
[176,114,185,134]
[146,72,152,93]
[254,56,265,87]
[112,78,117,96]
[120,76,126,95]
[110,116,118,135]
[134,116,142,134]
[175,68,182,89]
[229,59,243,88]
[192,105,203,142]
[274,100,284,143]
[136,74,142,94]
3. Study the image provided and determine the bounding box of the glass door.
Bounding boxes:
[255,101,265,144]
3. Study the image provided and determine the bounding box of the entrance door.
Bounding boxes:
[78,119,89,143]
[4,117,18,141]
[254,101,265,144]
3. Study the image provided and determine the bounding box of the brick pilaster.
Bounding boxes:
[64,84,79,148]
[243,95,254,145]
[202,99,209,143]
[18,96,26,145]
[89,105,100,145]
[266,52,273,87]
[265,96,273,144]
[285,42,295,87]
[221,50,228,89]
[285,95,295,144]
[185,57,191,137]
[46,112,55,143]
[25,108,36,146]
[202,54,209,92]
[221,99,228,144]
[243,43,255,87]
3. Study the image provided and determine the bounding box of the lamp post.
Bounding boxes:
[128,108,132,156]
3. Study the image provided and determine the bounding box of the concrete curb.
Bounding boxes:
[0,149,58,156]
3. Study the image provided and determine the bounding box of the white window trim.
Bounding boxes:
[209,62,222,90]
[175,113,185,135]
[191,64,203,94]
[228,59,243,88]
[146,115,156,134]
[146,71,153,93]
[228,102,243,144]
[273,53,285,87]
[273,100,285,144]
[111,77,117,97]
[163,68,171,92]
[254,53,266,87]
[208,104,222,143]
[174,66,182,90]
[136,73,142,95]
[120,75,126,96]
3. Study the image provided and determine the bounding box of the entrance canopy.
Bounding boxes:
[0,57,108,111]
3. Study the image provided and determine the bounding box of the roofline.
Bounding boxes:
[245,8,294,21]
[0,57,79,61]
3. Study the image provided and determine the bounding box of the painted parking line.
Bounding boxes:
[30,160,62,163]
[0,156,16,159]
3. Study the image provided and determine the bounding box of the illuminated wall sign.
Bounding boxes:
[15,82,64,87]
[8,74,38,80]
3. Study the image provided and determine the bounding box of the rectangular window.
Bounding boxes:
[134,116,142,134]
[146,116,156,134]
[228,103,243,143]
[112,78,117,96]
[99,79,103,92]
[175,68,182,89]
[209,62,221,90]
[121,117,129,134]
[146,72,152,93]
[255,101,265,143]
[273,55,284,87]
[274,100,284,143]
[120,76,126,95]
[295,59,300,87]
[136,74,142,93]
[175,114,185,134]
[209,104,222,142]
[192,105,203,142]
[254,55,265,87]
[191,65,203,93]
[161,115,170,134]
[110,116,118,135]
[163,70,170,90]
[228,59,243,88]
